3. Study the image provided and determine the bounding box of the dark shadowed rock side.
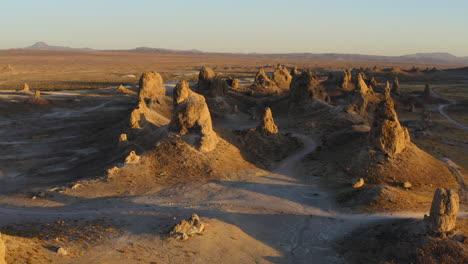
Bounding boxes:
[197,66,216,92]
[169,80,218,152]
[369,92,410,155]
[28,90,48,105]
[392,77,400,95]
[129,98,149,129]
[18,83,33,94]
[138,71,165,99]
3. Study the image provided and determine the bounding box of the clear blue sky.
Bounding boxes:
[1,0,467,56]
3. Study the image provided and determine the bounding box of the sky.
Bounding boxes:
[0,0,467,56]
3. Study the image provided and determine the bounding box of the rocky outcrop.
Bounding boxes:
[28,90,48,104]
[271,65,292,90]
[197,66,216,92]
[129,98,149,128]
[340,70,352,89]
[369,77,379,90]
[290,70,328,103]
[18,83,33,94]
[169,214,205,241]
[369,94,410,155]
[250,69,279,93]
[290,66,300,77]
[356,72,373,95]
[0,234,5,264]
[427,188,459,234]
[124,150,140,165]
[350,89,369,117]
[169,81,218,152]
[392,77,400,95]
[226,78,239,89]
[257,107,278,135]
[138,71,165,99]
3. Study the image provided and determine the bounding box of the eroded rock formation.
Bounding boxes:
[116,85,137,94]
[250,69,279,93]
[138,71,165,99]
[369,93,410,155]
[392,77,400,95]
[129,98,149,128]
[290,66,300,77]
[29,90,48,104]
[18,83,33,94]
[290,70,328,103]
[169,80,218,152]
[197,66,216,92]
[257,107,278,135]
[271,65,292,90]
[340,70,352,89]
[427,188,459,234]
[356,72,373,95]
[169,214,205,241]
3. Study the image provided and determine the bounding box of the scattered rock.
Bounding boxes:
[138,71,166,99]
[119,133,128,142]
[369,93,410,155]
[257,107,278,135]
[124,151,140,165]
[427,188,459,234]
[56,247,68,256]
[271,65,292,90]
[290,70,328,103]
[403,181,412,188]
[169,214,205,241]
[169,80,219,152]
[208,76,227,97]
[352,178,365,188]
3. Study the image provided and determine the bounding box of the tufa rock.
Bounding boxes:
[352,178,365,188]
[340,70,352,89]
[392,77,400,95]
[124,151,140,165]
[29,90,48,104]
[169,214,205,241]
[356,72,373,95]
[197,66,216,92]
[18,83,33,94]
[290,70,328,103]
[56,247,68,256]
[271,65,293,90]
[422,84,436,99]
[208,76,227,97]
[0,234,5,264]
[169,81,219,152]
[251,69,279,93]
[369,94,410,155]
[427,188,459,234]
[257,107,278,134]
[290,66,300,77]
[138,71,165,99]
[119,133,128,142]
[129,98,149,128]
[115,85,137,94]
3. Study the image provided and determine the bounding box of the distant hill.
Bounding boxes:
[14,42,468,65]
[23,42,94,51]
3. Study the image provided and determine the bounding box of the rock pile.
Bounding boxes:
[427,188,459,234]
[290,70,328,103]
[257,107,278,135]
[369,92,410,155]
[138,71,165,99]
[169,214,205,241]
[129,98,149,128]
[271,65,292,90]
[169,80,218,152]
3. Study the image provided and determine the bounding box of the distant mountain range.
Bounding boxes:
[15,42,468,65]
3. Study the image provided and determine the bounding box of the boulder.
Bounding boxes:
[369,94,410,155]
[402,181,412,188]
[290,70,328,103]
[257,107,278,135]
[169,214,205,241]
[124,150,140,165]
[119,133,128,142]
[129,98,149,128]
[138,71,165,99]
[169,81,218,152]
[271,65,292,90]
[427,188,459,234]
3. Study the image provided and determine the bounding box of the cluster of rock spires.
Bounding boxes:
[169,80,219,152]
[271,65,292,90]
[426,188,459,235]
[250,64,294,94]
[251,68,278,93]
[339,69,353,90]
[369,88,410,155]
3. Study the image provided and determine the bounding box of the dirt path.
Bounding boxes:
[438,102,468,131]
